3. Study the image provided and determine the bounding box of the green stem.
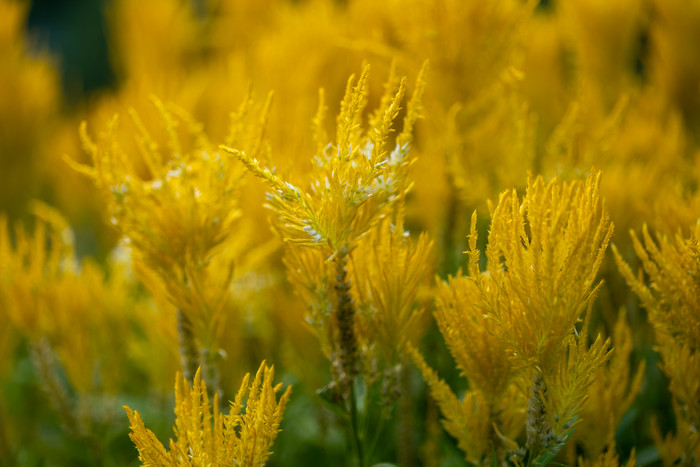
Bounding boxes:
[349,381,365,467]
[525,372,552,466]
[366,405,390,465]
[31,339,78,434]
[333,246,364,466]
[201,347,222,399]
[335,245,359,387]
[396,363,414,466]
[176,308,200,381]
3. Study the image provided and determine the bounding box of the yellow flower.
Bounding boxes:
[0,203,150,435]
[224,63,426,251]
[578,448,636,467]
[69,99,245,283]
[614,223,700,349]
[0,0,60,218]
[416,171,613,465]
[226,64,427,393]
[614,222,700,463]
[566,310,645,463]
[411,348,525,466]
[432,273,514,401]
[68,95,274,384]
[473,170,613,372]
[472,171,613,462]
[353,215,433,373]
[124,362,291,467]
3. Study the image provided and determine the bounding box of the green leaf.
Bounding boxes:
[532,421,577,467]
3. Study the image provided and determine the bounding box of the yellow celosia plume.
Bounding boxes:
[225,63,426,251]
[67,95,277,389]
[225,64,428,393]
[415,170,615,465]
[125,361,291,467]
[614,223,700,463]
[473,170,613,372]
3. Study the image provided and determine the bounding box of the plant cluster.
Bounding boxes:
[1,0,699,466]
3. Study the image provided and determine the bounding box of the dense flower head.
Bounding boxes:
[471,170,613,372]
[67,95,275,359]
[568,310,645,463]
[0,204,74,341]
[414,170,615,466]
[225,63,427,251]
[615,223,700,463]
[352,215,433,370]
[69,99,245,279]
[125,362,291,467]
[228,65,430,401]
[432,273,514,400]
[0,203,136,393]
[615,223,700,350]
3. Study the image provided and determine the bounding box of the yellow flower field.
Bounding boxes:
[0,0,699,465]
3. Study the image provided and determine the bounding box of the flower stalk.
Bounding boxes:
[176,308,200,382]
[525,372,554,461]
[335,245,359,390]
